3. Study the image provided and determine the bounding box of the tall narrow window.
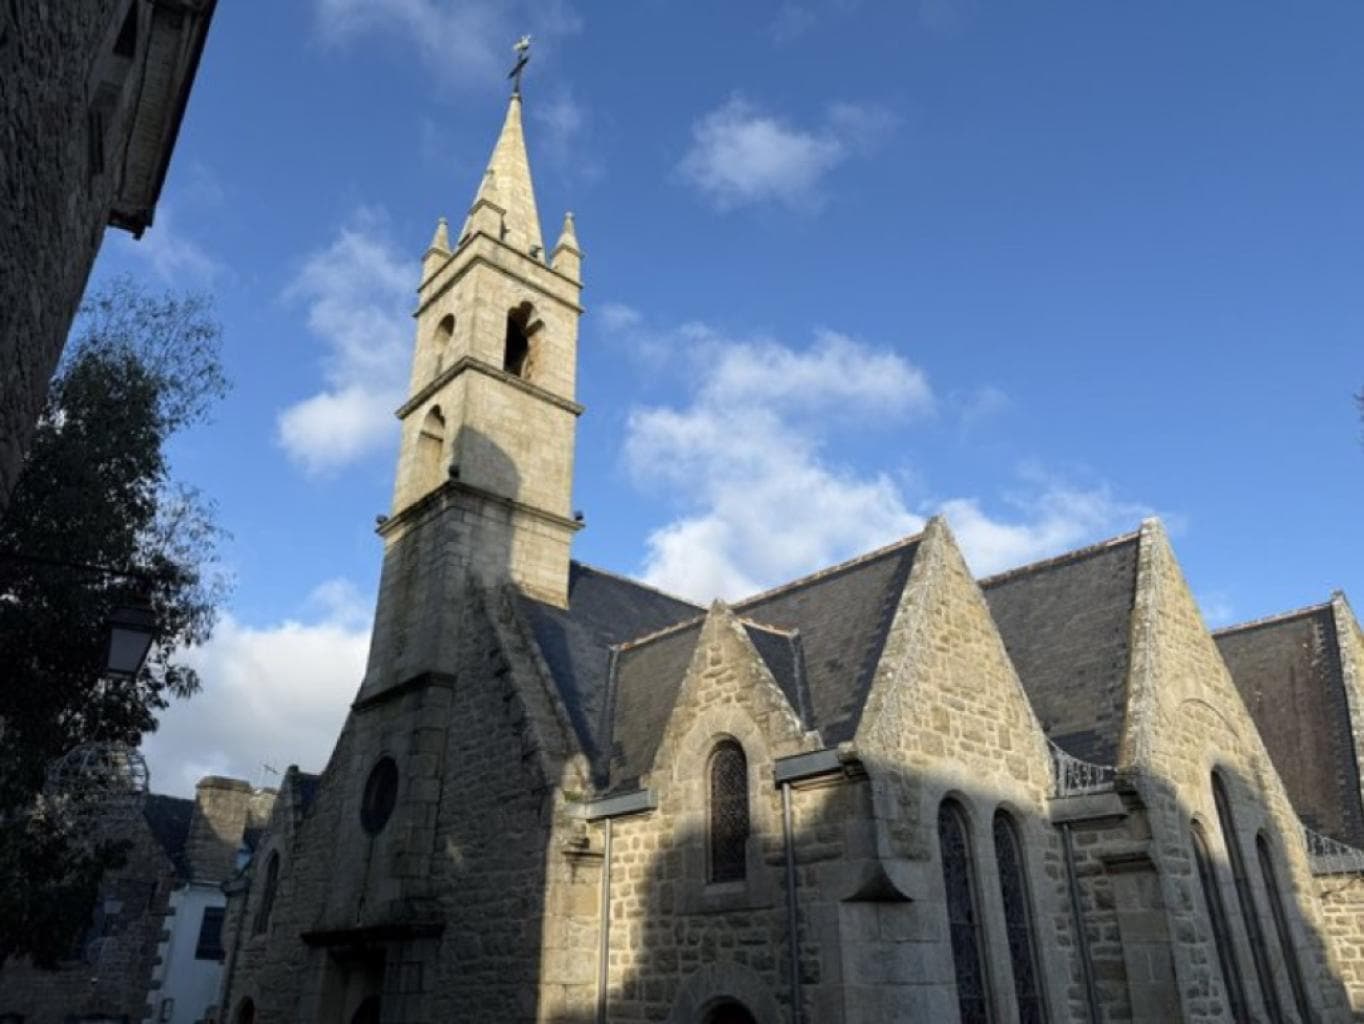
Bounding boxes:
[708,740,749,883]
[1192,823,1248,1021]
[1256,834,1311,1023]
[433,314,454,374]
[993,812,1043,1024]
[939,800,992,1024]
[252,851,280,936]
[195,906,225,960]
[503,304,532,377]
[1211,772,1282,1021]
[416,406,445,493]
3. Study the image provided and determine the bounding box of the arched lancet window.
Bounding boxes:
[503,302,536,378]
[432,313,454,374]
[708,740,749,883]
[114,3,138,58]
[234,998,256,1024]
[252,850,280,936]
[1256,833,1312,1022]
[939,800,992,1024]
[992,812,1043,1024]
[1211,771,1282,1020]
[1192,822,1248,1021]
[416,406,445,492]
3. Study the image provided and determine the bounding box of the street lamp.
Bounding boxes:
[106,600,157,678]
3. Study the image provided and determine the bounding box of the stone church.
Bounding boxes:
[215,84,1364,1024]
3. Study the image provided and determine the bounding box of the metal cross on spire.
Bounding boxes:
[508,35,531,96]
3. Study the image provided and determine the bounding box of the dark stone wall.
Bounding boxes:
[0,0,131,514]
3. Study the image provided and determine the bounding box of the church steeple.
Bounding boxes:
[371,70,584,657]
[458,94,545,259]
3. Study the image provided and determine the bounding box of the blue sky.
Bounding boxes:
[90,1,1364,794]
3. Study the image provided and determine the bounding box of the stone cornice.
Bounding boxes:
[416,231,583,315]
[396,355,583,420]
[377,477,584,541]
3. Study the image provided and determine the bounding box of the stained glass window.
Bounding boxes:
[939,800,992,1024]
[709,740,749,883]
[1192,823,1248,1021]
[993,812,1044,1024]
[1256,834,1312,1022]
[1211,772,1282,1020]
[253,850,280,936]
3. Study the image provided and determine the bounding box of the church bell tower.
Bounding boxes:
[359,75,583,698]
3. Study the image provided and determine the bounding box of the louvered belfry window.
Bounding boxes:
[709,740,749,883]
[993,812,1044,1024]
[939,800,993,1024]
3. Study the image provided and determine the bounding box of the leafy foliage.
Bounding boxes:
[0,277,228,967]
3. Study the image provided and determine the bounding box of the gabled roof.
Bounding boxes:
[1215,602,1364,846]
[982,532,1141,766]
[143,792,195,879]
[519,538,921,792]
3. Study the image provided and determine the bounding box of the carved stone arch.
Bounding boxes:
[432,312,455,373]
[415,404,446,494]
[664,962,782,1024]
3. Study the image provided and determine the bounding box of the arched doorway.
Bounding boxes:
[234,998,255,1024]
[703,1001,757,1024]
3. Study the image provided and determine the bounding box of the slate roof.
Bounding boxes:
[520,539,921,791]
[142,792,194,879]
[982,533,1141,766]
[1215,604,1364,847]
[517,563,702,765]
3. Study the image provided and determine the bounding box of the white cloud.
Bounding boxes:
[141,580,372,797]
[678,97,896,210]
[113,204,221,283]
[313,0,580,90]
[618,313,1152,602]
[277,210,412,475]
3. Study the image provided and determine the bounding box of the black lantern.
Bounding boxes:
[106,601,157,678]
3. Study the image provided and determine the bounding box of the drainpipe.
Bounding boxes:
[1060,822,1101,1023]
[596,816,613,1024]
[781,781,803,1024]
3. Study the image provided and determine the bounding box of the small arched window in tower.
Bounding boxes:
[416,406,445,493]
[252,850,280,936]
[503,302,540,378]
[113,3,138,58]
[432,314,455,374]
[939,799,992,1024]
[235,998,256,1024]
[993,811,1043,1024]
[1192,822,1248,1021]
[1256,833,1312,1022]
[1211,770,1282,1020]
[708,739,749,883]
[703,1001,758,1024]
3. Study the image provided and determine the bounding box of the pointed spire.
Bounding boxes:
[428,216,450,253]
[461,94,544,258]
[551,211,581,281]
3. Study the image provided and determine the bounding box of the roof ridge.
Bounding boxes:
[977,529,1142,588]
[572,560,703,611]
[1212,599,1334,638]
[614,613,707,652]
[732,532,924,610]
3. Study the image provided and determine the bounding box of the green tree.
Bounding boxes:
[0,277,228,967]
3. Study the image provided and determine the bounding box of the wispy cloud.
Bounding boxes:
[277,208,411,476]
[112,204,222,284]
[312,0,580,90]
[141,579,371,796]
[678,96,896,210]
[607,311,1151,601]
[531,86,602,181]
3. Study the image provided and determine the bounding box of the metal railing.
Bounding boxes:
[1302,824,1364,876]
[1049,740,1116,798]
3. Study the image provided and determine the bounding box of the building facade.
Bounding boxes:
[0,0,216,516]
[217,88,1364,1023]
[0,776,272,1024]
